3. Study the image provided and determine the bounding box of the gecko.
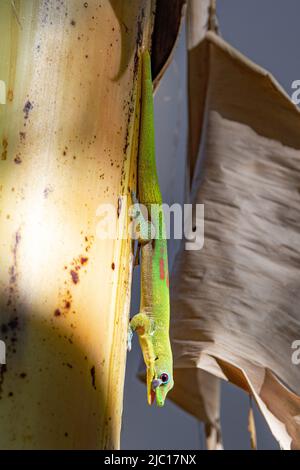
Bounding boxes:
[128,50,174,407]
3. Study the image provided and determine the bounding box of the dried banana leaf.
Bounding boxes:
[170,31,300,450]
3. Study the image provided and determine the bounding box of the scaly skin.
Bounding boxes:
[129,51,174,407]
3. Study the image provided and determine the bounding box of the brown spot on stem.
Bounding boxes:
[14,154,22,165]
[1,138,8,160]
[43,186,53,198]
[0,365,7,395]
[70,270,79,284]
[8,317,18,330]
[23,101,33,120]
[90,366,96,389]
[7,89,13,102]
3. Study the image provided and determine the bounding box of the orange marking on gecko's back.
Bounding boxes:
[159,258,165,280]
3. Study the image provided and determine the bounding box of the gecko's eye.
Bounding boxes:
[160,373,169,384]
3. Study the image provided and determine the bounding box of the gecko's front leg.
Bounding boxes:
[129,313,156,405]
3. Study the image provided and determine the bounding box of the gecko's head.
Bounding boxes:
[151,369,174,407]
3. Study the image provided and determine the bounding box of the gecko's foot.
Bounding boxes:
[129,191,155,243]
[127,325,133,352]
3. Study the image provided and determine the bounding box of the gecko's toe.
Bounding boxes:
[127,327,133,351]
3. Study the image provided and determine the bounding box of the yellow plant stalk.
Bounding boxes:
[0,0,153,449]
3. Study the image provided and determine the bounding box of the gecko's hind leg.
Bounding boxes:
[127,312,151,351]
[130,191,155,244]
[130,312,152,335]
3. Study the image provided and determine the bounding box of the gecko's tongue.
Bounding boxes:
[150,389,156,405]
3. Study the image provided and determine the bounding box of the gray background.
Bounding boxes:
[122,0,298,450]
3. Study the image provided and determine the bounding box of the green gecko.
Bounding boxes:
[128,50,174,407]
